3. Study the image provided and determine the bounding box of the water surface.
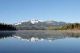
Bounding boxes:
[0,30,80,53]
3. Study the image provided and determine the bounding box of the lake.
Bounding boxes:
[0,30,80,53]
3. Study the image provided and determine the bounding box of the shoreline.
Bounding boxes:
[0,30,80,33]
[17,30,80,33]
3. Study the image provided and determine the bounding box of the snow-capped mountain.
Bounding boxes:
[15,19,66,30]
[14,19,42,25]
[30,19,40,24]
[15,22,22,25]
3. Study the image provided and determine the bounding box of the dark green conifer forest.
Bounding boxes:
[0,23,16,30]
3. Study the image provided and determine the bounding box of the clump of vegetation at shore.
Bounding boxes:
[47,23,80,30]
[61,23,80,30]
[47,26,62,30]
[0,23,16,30]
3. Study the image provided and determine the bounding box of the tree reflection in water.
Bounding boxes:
[14,30,80,42]
[0,30,80,41]
[0,31,15,39]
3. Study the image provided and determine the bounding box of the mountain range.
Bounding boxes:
[15,20,66,30]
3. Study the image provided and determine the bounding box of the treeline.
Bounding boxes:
[47,23,80,30]
[60,23,80,30]
[0,23,16,30]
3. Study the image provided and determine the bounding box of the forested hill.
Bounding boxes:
[0,23,16,30]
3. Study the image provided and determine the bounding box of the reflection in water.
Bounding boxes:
[0,31,15,39]
[14,30,80,42]
[0,30,80,42]
[0,30,80,53]
[66,33,80,38]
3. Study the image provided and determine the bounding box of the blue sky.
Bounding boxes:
[0,0,80,24]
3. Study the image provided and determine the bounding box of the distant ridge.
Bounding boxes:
[15,20,66,30]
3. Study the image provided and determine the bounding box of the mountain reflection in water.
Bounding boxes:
[14,30,80,42]
[0,30,80,53]
[0,30,80,42]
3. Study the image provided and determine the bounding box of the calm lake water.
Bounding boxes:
[0,30,80,53]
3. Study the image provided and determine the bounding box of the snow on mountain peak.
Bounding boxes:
[30,19,40,24]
